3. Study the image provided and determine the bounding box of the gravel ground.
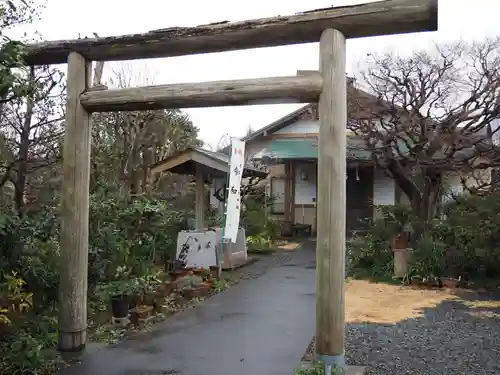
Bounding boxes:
[348,292,500,375]
[305,282,500,375]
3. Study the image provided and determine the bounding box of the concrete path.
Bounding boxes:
[62,243,316,375]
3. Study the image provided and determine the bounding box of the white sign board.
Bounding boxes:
[176,231,217,268]
[224,138,246,243]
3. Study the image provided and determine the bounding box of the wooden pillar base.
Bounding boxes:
[58,330,86,353]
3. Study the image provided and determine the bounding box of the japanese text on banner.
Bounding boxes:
[223,138,245,243]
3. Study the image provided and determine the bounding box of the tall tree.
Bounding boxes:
[350,39,500,237]
[0,64,64,215]
[91,65,202,198]
[0,0,45,106]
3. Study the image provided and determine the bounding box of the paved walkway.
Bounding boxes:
[62,243,316,375]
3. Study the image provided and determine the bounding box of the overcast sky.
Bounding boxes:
[23,0,500,148]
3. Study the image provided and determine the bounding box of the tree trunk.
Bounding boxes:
[410,173,442,242]
[142,147,154,196]
[14,67,35,217]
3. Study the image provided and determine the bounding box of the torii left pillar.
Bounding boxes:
[59,52,92,353]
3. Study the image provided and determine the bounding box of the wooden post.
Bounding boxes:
[316,29,347,369]
[195,164,205,230]
[59,52,92,353]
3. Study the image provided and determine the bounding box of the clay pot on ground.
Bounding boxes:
[141,292,164,308]
[391,233,409,250]
[157,281,176,297]
[128,294,141,309]
[181,284,211,300]
[441,277,460,289]
[129,305,154,325]
[410,276,424,287]
[171,268,193,280]
[209,266,220,280]
[111,295,130,318]
[192,268,206,276]
[423,277,440,288]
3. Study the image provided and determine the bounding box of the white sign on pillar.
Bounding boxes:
[223,137,246,243]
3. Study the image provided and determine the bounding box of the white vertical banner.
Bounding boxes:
[224,137,246,243]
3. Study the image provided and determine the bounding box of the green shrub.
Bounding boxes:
[294,361,342,375]
[436,192,500,278]
[246,235,274,253]
[347,230,393,278]
[408,236,446,278]
[241,193,279,239]
[349,194,500,281]
[88,192,189,285]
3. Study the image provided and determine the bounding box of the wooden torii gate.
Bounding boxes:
[24,0,438,369]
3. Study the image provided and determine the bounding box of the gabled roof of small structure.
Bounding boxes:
[150,146,267,179]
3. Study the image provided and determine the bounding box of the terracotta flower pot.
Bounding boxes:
[441,277,459,289]
[129,305,154,325]
[128,294,141,309]
[410,276,424,287]
[209,266,220,280]
[391,234,408,250]
[157,281,176,297]
[181,285,211,300]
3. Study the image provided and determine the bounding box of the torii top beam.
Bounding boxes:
[24,0,438,65]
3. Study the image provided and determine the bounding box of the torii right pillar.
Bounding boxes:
[315,28,353,373]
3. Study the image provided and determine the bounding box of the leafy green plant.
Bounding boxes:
[346,230,392,278]
[211,279,228,293]
[407,236,446,279]
[294,361,341,375]
[93,325,126,345]
[241,194,279,239]
[177,275,204,289]
[94,278,141,298]
[436,192,500,278]
[247,235,273,252]
[137,269,163,295]
[0,272,32,325]
[0,329,49,375]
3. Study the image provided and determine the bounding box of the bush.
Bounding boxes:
[88,191,189,285]
[0,208,60,310]
[436,192,500,278]
[0,186,196,371]
[408,236,446,279]
[241,193,279,239]
[347,227,393,278]
[349,194,500,281]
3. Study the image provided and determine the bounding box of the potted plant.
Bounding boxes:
[177,275,211,299]
[137,270,162,306]
[441,276,461,289]
[110,283,131,319]
[192,267,208,276]
[209,265,220,279]
[94,279,138,319]
[96,266,140,319]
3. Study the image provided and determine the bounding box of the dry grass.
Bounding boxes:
[274,240,301,251]
[345,279,457,324]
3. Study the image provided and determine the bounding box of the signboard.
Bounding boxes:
[223,138,246,243]
[176,231,217,268]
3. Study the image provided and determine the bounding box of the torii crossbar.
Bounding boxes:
[24,0,438,370]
